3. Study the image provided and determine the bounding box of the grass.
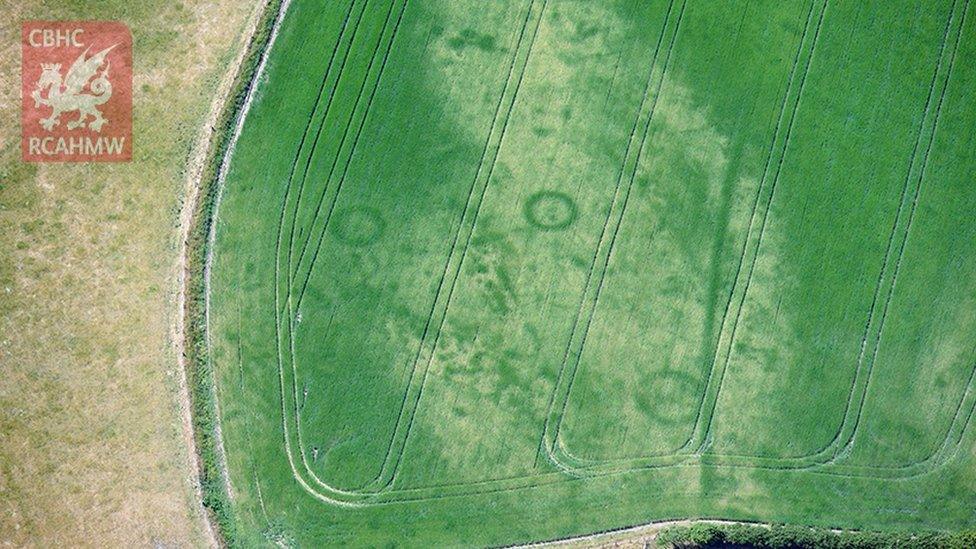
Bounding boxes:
[208,0,976,545]
[0,0,253,545]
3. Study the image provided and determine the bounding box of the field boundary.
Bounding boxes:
[513,518,852,548]
[178,0,289,543]
[526,519,976,549]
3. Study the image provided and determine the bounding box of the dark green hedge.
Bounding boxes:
[657,522,976,549]
[183,0,284,545]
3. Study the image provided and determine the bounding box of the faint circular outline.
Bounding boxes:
[330,206,387,247]
[634,369,700,426]
[524,190,578,231]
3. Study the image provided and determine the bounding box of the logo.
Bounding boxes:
[22,21,132,162]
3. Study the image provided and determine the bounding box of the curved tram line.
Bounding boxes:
[235,0,976,506]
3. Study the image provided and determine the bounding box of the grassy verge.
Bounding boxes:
[182,0,284,544]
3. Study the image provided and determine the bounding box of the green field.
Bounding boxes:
[208,0,976,545]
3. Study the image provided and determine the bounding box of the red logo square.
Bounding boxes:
[22,21,132,162]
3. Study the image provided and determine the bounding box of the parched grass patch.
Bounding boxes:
[0,0,253,546]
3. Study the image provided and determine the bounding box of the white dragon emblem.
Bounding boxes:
[31,45,115,132]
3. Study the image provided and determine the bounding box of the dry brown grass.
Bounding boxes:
[0,1,256,546]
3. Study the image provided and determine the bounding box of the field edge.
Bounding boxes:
[178,0,286,544]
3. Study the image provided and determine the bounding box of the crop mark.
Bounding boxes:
[288,0,404,305]
[524,190,578,231]
[540,0,830,471]
[272,0,370,363]
[530,0,973,476]
[280,0,368,288]
[264,3,376,508]
[536,0,686,469]
[687,0,830,458]
[271,0,411,505]
[553,1,692,465]
[680,0,826,455]
[288,0,409,494]
[235,302,274,524]
[330,205,387,247]
[252,0,976,507]
[273,0,364,322]
[812,2,966,465]
[350,0,542,492]
[376,0,550,492]
[634,370,700,426]
[277,0,546,498]
[821,358,976,478]
[703,0,963,465]
[834,0,970,462]
[266,0,370,502]
[693,0,968,473]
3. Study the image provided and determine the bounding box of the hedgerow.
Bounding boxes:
[656,522,976,549]
[183,0,285,545]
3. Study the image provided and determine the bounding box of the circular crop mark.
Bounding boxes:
[331,206,386,247]
[524,191,578,231]
[634,369,700,426]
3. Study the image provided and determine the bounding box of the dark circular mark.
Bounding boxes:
[524,191,578,231]
[331,206,387,247]
[634,369,700,426]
